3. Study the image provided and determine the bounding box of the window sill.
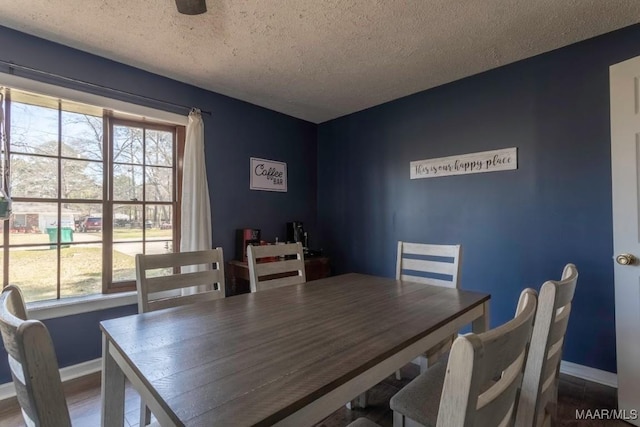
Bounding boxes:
[27,292,138,320]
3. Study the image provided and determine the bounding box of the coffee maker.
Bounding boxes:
[286,222,306,247]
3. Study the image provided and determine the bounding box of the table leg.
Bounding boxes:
[101,333,125,427]
[471,300,490,334]
[345,391,368,410]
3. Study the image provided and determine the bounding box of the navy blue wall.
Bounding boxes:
[0,26,317,382]
[1,22,638,382]
[318,25,640,373]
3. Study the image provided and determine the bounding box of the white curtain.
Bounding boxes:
[180,109,212,292]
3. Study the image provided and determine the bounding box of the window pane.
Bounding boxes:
[145,167,173,202]
[113,242,142,282]
[60,244,102,298]
[62,159,103,200]
[146,205,173,240]
[10,102,59,156]
[10,154,58,198]
[61,111,103,161]
[113,125,143,164]
[113,204,142,242]
[146,240,173,255]
[9,202,59,245]
[113,164,143,201]
[9,245,58,302]
[145,130,173,166]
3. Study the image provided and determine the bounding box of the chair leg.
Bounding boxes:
[393,410,406,427]
[419,356,429,374]
[395,369,403,380]
[139,401,151,426]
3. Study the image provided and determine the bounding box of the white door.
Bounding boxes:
[611,56,640,426]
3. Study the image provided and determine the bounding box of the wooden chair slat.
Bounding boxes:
[144,270,222,294]
[147,291,223,312]
[256,274,305,291]
[475,375,521,426]
[141,250,223,270]
[547,307,571,350]
[255,259,305,276]
[399,242,460,257]
[401,258,456,276]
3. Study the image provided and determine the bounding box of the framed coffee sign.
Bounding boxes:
[250,157,287,192]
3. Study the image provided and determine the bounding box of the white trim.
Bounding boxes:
[0,72,178,319]
[560,360,618,388]
[0,358,102,401]
[27,292,137,320]
[0,72,188,125]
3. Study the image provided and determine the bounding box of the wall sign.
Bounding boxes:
[410,147,517,179]
[250,157,287,192]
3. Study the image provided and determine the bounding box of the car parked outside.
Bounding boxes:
[80,216,102,232]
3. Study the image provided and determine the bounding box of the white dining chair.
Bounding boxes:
[135,248,226,425]
[351,242,463,410]
[247,242,306,292]
[515,263,578,427]
[135,248,226,313]
[388,287,538,427]
[0,285,72,427]
[396,241,462,378]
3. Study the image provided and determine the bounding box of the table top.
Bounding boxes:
[100,273,489,426]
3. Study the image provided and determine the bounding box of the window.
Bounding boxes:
[0,88,184,303]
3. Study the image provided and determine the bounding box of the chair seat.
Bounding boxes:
[390,358,448,427]
[346,418,382,427]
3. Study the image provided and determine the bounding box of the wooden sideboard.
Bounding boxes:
[226,256,330,295]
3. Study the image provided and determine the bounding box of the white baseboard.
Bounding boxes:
[0,358,102,401]
[559,360,618,388]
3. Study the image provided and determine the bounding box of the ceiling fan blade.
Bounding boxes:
[175,0,207,15]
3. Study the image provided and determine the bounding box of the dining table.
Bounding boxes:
[100,273,490,427]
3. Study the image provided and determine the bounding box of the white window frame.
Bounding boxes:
[0,72,188,318]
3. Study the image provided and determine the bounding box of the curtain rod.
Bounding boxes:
[0,60,211,116]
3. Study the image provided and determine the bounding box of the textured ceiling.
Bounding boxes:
[0,0,639,123]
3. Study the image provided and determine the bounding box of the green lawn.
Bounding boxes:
[5,246,137,302]
[1,228,173,302]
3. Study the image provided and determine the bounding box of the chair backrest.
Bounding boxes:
[396,241,461,288]
[247,242,306,292]
[136,248,226,313]
[437,288,538,427]
[0,285,71,427]
[515,263,579,427]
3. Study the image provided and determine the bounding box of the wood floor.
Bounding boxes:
[0,364,626,426]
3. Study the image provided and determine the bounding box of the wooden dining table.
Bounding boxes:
[100,273,490,427]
